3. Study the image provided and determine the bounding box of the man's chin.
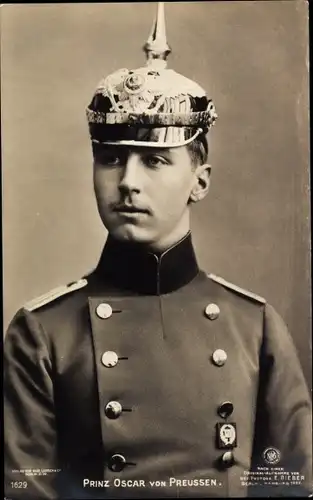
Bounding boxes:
[109,225,155,246]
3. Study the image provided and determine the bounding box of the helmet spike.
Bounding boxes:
[143,2,171,67]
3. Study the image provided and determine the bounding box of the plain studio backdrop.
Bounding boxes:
[1,2,311,386]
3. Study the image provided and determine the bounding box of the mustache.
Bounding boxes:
[111,201,151,214]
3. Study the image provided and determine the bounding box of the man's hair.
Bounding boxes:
[186,133,209,168]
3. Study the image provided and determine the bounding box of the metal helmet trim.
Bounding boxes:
[91,127,203,149]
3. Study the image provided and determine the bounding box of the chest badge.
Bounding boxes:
[216,422,237,449]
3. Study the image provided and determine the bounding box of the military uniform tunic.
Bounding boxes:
[4,233,312,499]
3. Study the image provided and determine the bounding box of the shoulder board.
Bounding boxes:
[24,278,88,312]
[207,273,266,304]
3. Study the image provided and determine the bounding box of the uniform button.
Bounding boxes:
[212,349,227,366]
[205,303,220,320]
[105,401,123,419]
[96,303,113,319]
[221,450,235,467]
[218,401,234,419]
[101,351,118,368]
[108,454,126,472]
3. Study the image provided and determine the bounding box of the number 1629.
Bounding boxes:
[11,481,28,488]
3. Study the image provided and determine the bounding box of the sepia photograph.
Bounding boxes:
[2,1,312,498]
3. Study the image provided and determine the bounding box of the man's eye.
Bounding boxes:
[144,155,169,167]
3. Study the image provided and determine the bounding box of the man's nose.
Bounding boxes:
[118,153,142,194]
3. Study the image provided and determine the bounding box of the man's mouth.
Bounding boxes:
[113,204,150,214]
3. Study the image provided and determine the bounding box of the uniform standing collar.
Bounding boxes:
[94,231,199,295]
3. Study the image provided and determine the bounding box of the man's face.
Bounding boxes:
[93,143,207,250]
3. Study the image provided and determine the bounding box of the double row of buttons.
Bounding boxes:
[97,301,235,470]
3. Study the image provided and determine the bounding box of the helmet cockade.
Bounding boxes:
[86,2,217,148]
[124,74,146,94]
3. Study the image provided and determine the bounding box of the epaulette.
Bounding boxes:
[23,278,88,312]
[207,273,266,304]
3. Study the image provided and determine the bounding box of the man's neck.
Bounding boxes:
[93,231,200,295]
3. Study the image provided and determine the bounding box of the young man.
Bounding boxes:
[4,3,312,499]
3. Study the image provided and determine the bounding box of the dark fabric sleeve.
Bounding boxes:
[4,308,59,500]
[250,303,312,497]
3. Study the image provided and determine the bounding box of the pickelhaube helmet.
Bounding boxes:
[86,2,217,148]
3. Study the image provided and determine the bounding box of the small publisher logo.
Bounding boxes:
[263,447,281,465]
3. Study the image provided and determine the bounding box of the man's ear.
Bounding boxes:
[189,163,211,203]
